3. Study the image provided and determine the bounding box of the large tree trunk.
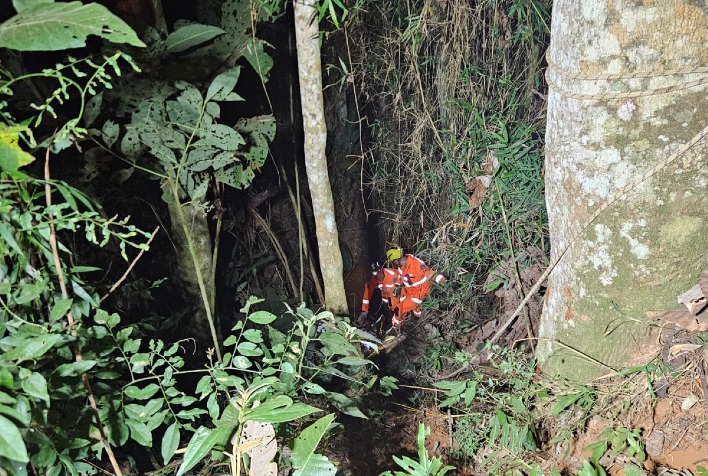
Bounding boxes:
[293,0,348,315]
[538,0,708,382]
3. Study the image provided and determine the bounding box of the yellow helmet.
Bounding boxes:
[386,246,403,262]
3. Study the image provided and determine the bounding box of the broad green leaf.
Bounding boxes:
[121,128,143,157]
[240,296,264,314]
[235,115,276,140]
[123,338,141,354]
[216,402,240,430]
[12,395,30,427]
[237,342,262,357]
[3,334,61,363]
[124,383,160,400]
[243,38,273,81]
[0,126,35,171]
[53,360,96,377]
[247,310,277,325]
[21,372,49,403]
[318,332,356,356]
[243,329,263,343]
[0,222,23,256]
[124,398,163,421]
[326,392,366,419]
[206,67,241,101]
[0,369,13,390]
[13,0,53,13]
[161,422,180,465]
[235,115,276,168]
[164,24,225,54]
[176,425,232,476]
[126,419,152,447]
[0,404,25,426]
[232,355,252,369]
[129,353,151,371]
[14,282,44,305]
[0,415,29,463]
[70,279,98,306]
[249,401,319,424]
[186,149,233,172]
[0,2,145,51]
[552,393,582,415]
[335,356,372,367]
[291,414,336,476]
[176,408,208,420]
[433,380,466,397]
[49,298,73,321]
[195,375,212,396]
[206,392,219,419]
[302,382,326,395]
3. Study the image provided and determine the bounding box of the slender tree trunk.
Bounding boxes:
[167,197,221,359]
[538,0,708,381]
[293,0,348,315]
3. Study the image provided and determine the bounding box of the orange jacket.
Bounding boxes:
[378,267,401,301]
[396,254,446,318]
[361,270,383,313]
[379,267,406,326]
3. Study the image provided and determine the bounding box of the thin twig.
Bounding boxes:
[44,151,123,476]
[100,226,160,303]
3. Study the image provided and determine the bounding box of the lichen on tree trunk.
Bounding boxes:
[167,198,220,353]
[293,0,348,315]
[538,0,708,382]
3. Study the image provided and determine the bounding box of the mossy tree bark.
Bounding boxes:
[167,195,221,361]
[538,0,708,382]
[293,0,348,315]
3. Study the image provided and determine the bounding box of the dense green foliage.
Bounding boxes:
[0,1,383,474]
[3,1,697,475]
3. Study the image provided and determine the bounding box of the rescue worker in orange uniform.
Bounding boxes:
[358,261,384,326]
[386,246,446,328]
[378,266,403,330]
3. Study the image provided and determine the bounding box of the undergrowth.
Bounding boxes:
[347,0,551,323]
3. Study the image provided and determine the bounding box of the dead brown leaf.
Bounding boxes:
[647,309,708,332]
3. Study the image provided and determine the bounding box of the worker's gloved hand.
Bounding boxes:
[357,312,368,325]
[393,286,402,298]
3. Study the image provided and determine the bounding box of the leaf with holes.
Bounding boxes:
[0,2,145,51]
[240,420,277,476]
